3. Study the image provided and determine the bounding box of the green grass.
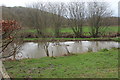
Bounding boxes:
[23,26,118,33]
[61,26,118,34]
[23,37,120,42]
[23,38,39,41]
[61,27,90,33]
[3,48,119,78]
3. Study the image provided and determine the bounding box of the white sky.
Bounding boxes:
[0,0,119,16]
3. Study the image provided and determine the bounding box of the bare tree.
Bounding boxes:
[87,2,112,37]
[48,2,66,38]
[27,2,49,38]
[0,20,22,59]
[66,2,85,38]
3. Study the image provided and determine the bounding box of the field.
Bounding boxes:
[61,26,118,33]
[23,26,118,33]
[3,48,119,78]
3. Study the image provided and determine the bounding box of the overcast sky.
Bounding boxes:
[0,0,119,17]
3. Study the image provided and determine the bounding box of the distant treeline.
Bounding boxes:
[2,6,118,29]
[2,6,67,29]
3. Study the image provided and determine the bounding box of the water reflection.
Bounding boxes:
[15,41,119,59]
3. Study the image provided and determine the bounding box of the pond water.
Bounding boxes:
[14,41,119,59]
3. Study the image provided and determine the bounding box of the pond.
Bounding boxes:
[14,41,119,59]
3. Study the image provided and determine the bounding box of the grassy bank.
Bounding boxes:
[3,48,119,78]
[23,37,120,42]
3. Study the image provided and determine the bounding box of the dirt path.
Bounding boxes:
[0,60,10,79]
